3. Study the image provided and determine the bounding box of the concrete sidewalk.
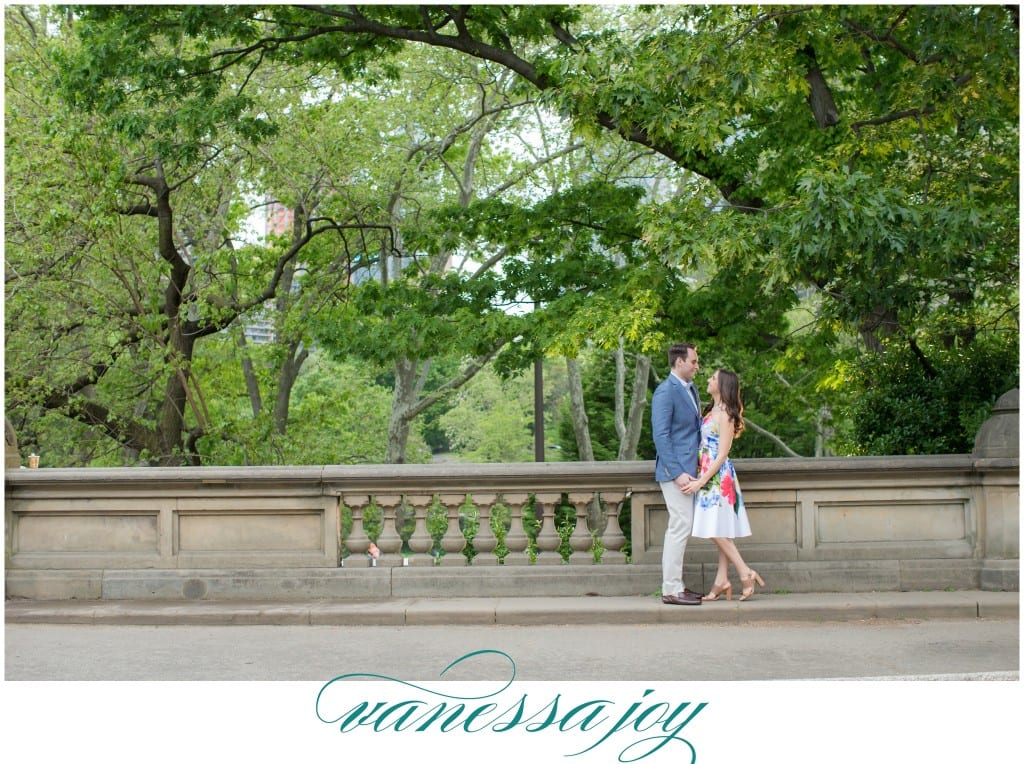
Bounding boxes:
[5,589,1018,627]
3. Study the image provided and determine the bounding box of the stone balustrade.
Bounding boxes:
[4,389,1018,598]
[325,462,638,568]
[5,450,1018,599]
[336,490,628,567]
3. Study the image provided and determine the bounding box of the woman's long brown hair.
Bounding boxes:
[716,369,745,438]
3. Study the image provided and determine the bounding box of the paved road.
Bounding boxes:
[6,617,1017,681]
[4,615,1019,764]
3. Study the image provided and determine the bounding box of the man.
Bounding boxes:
[651,342,703,605]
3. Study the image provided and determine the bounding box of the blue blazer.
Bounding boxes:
[651,375,701,483]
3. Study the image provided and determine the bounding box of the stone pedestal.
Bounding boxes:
[973,389,1020,591]
[973,388,1019,458]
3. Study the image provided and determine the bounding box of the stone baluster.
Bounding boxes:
[374,494,404,561]
[439,494,467,566]
[471,493,498,564]
[502,492,531,561]
[340,495,371,565]
[533,492,563,563]
[406,494,434,564]
[567,492,597,561]
[598,491,628,564]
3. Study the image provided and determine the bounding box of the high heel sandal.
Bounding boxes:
[739,570,765,601]
[702,582,732,601]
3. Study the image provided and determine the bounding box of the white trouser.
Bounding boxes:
[660,480,695,596]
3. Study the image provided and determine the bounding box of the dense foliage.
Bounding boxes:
[836,335,1020,456]
[4,5,1017,465]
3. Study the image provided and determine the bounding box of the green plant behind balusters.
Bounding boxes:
[458,494,479,565]
[397,496,416,560]
[426,494,449,566]
[339,501,354,563]
[590,531,605,563]
[490,496,512,565]
[522,495,541,563]
[555,494,575,563]
[362,498,383,547]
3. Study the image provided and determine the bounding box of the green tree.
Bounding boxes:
[436,359,569,463]
[834,334,1020,456]
[5,8,354,464]
[191,344,419,465]
[13,5,1017,462]
[438,366,536,463]
[556,347,656,462]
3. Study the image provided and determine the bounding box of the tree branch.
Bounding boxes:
[908,336,939,379]
[727,5,815,50]
[851,107,936,134]
[743,417,804,457]
[290,5,549,87]
[295,6,761,207]
[842,17,918,63]
[407,342,508,420]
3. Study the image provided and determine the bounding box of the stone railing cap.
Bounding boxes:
[973,388,1019,458]
[993,388,1019,413]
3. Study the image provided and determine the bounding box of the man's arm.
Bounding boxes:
[651,384,689,484]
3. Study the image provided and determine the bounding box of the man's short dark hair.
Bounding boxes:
[668,342,695,367]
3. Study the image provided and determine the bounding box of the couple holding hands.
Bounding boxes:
[652,342,764,606]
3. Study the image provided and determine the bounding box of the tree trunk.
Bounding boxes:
[613,342,627,444]
[566,356,594,461]
[386,356,425,463]
[273,341,309,435]
[382,90,499,463]
[617,352,651,460]
[151,162,192,465]
[237,330,263,417]
[859,304,900,353]
[269,226,309,435]
[153,321,192,466]
[815,405,832,457]
[803,48,840,128]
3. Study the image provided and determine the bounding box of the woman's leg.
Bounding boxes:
[703,541,734,600]
[713,543,730,584]
[713,538,764,600]
[712,537,750,579]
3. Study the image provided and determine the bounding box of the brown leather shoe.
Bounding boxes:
[683,588,704,598]
[662,592,702,606]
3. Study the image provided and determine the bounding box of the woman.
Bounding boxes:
[683,368,765,601]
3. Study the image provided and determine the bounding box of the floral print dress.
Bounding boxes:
[691,410,752,539]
